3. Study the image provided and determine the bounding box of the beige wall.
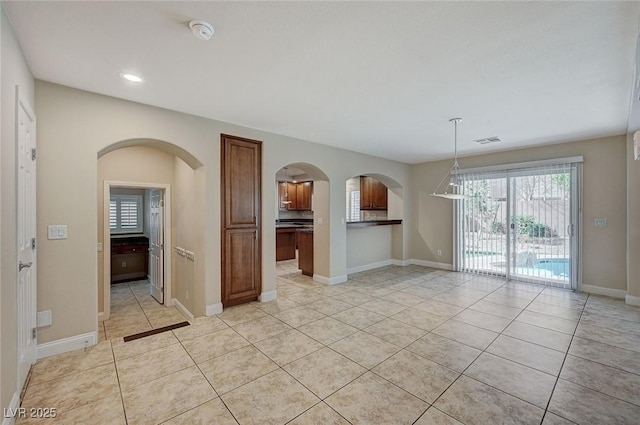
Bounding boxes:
[627,133,640,298]
[173,157,206,315]
[34,81,411,344]
[1,3,35,411]
[97,146,176,314]
[347,226,393,271]
[411,135,628,291]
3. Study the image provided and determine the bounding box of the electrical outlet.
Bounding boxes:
[437,249,442,256]
[186,291,189,300]
[121,261,127,268]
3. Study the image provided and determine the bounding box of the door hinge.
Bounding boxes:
[160,244,164,250]
[31,238,36,250]
[160,200,164,207]
[31,148,36,161]
[32,328,37,340]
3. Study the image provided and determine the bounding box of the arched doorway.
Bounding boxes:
[274,162,330,284]
[345,173,405,275]
[97,139,204,340]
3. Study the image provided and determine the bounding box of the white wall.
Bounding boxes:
[1,2,35,413]
[34,81,411,345]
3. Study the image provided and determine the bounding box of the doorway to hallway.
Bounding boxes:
[101,182,181,339]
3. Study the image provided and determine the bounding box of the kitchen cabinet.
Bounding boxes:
[111,236,149,283]
[276,228,297,261]
[297,229,313,276]
[296,182,312,211]
[278,181,312,211]
[221,134,262,307]
[360,176,388,210]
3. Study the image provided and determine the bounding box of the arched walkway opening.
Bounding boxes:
[97,139,205,340]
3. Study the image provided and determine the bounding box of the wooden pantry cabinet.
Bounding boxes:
[221,134,262,307]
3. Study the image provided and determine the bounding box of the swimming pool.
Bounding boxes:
[534,258,570,277]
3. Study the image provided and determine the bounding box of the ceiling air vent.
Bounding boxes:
[473,136,502,145]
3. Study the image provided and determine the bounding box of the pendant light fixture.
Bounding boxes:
[281,167,293,204]
[431,118,465,200]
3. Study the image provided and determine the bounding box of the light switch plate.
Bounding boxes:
[37,310,52,327]
[47,225,68,240]
[594,218,607,228]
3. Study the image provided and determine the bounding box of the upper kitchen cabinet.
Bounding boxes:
[360,176,388,210]
[279,181,312,211]
[279,182,297,210]
[296,181,312,211]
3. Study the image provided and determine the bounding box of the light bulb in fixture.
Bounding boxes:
[120,73,143,83]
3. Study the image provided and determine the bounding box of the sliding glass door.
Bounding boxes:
[457,162,579,290]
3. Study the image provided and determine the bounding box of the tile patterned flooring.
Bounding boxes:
[99,280,189,341]
[17,260,640,424]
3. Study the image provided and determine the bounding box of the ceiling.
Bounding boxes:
[5,1,640,163]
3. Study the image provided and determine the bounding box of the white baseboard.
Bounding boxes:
[2,391,20,425]
[626,293,640,306]
[313,274,348,285]
[172,298,194,320]
[410,259,454,271]
[581,284,626,299]
[37,331,97,360]
[206,303,223,316]
[259,290,277,302]
[347,259,393,275]
[98,311,106,322]
[391,259,411,266]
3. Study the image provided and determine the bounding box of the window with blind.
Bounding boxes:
[346,190,361,222]
[110,195,143,234]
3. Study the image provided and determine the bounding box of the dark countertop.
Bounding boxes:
[346,219,402,228]
[110,234,149,245]
[276,219,314,230]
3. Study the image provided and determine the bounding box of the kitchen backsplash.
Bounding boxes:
[361,210,388,221]
[278,210,314,220]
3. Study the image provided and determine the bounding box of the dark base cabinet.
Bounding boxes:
[297,229,313,276]
[111,236,149,283]
[276,228,297,261]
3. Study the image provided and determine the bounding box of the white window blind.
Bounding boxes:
[346,191,360,222]
[110,195,143,234]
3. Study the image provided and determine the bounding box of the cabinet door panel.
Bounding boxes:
[223,229,260,306]
[296,182,312,211]
[286,182,298,210]
[223,138,260,227]
[373,179,388,210]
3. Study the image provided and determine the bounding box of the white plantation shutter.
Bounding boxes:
[110,195,143,233]
[346,190,361,222]
[109,201,118,229]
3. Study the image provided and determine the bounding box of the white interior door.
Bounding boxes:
[17,89,37,389]
[149,190,164,303]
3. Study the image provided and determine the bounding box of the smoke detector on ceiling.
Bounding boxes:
[189,20,214,41]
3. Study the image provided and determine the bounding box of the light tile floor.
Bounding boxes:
[99,280,189,341]
[17,261,640,424]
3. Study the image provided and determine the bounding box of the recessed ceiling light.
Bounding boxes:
[119,73,143,83]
